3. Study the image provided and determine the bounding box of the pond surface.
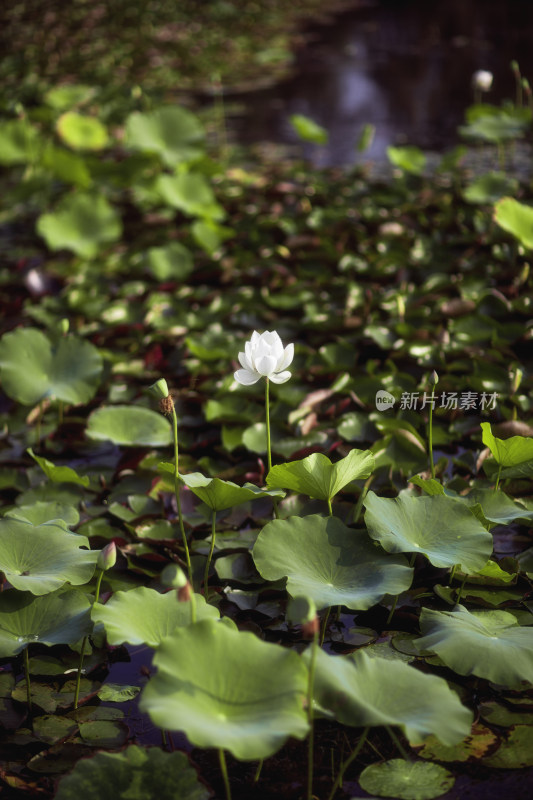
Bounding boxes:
[227,0,533,165]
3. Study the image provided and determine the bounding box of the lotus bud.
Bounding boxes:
[161,563,191,601]
[430,370,439,386]
[59,318,69,336]
[97,541,116,572]
[511,367,523,394]
[288,595,319,639]
[511,60,520,77]
[149,378,174,415]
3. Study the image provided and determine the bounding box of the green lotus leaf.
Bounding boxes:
[0,118,41,165]
[0,328,103,406]
[387,145,427,175]
[266,449,374,502]
[27,448,90,487]
[252,514,413,611]
[289,114,328,145]
[156,172,224,220]
[481,421,533,466]
[364,491,493,573]
[359,759,455,800]
[0,518,97,595]
[86,405,172,446]
[6,501,80,527]
[463,172,518,205]
[91,586,219,647]
[482,725,533,769]
[177,470,283,511]
[125,106,204,167]
[55,745,210,800]
[494,196,533,249]
[139,619,309,760]
[56,112,109,151]
[145,242,194,281]
[37,192,122,258]
[44,84,96,110]
[460,109,530,144]
[0,589,92,658]
[415,606,533,688]
[309,648,472,746]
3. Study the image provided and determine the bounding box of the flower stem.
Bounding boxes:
[428,401,435,480]
[74,568,105,709]
[24,646,32,713]
[327,728,369,800]
[219,749,232,800]
[320,607,331,647]
[254,759,263,783]
[171,404,192,585]
[327,497,333,516]
[306,623,319,800]
[386,725,411,761]
[265,378,272,474]
[204,510,217,601]
[494,463,502,492]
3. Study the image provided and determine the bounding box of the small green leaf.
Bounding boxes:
[494,196,533,249]
[37,192,122,258]
[56,112,109,151]
[387,146,427,175]
[267,449,374,502]
[289,114,328,145]
[125,106,204,166]
[145,242,194,281]
[27,448,90,487]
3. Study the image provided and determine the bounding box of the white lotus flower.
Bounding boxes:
[234,330,294,385]
[472,70,493,92]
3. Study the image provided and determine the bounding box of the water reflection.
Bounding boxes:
[228,0,533,165]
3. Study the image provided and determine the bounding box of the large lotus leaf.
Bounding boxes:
[0,589,92,657]
[176,470,283,511]
[27,448,90,487]
[0,518,97,595]
[86,405,171,447]
[56,112,109,151]
[364,492,493,572]
[156,173,224,220]
[125,106,204,166]
[252,515,413,611]
[266,449,374,502]
[308,649,472,746]
[494,196,533,249]
[6,501,80,527]
[481,421,533,467]
[410,478,533,525]
[415,606,533,688]
[55,745,210,800]
[139,619,309,760]
[91,586,219,647]
[0,328,103,406]
[36,192,122,258]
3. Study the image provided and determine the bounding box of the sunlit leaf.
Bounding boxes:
[86,405,172,446]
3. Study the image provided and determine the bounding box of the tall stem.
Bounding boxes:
[386,725,411,761]
[265,378,272,474]
[320,607,331,647]
[74,568,105,709]
[306,625,319,800]
[494,463,502,492]
[327,498,333,517]
[428,401,435,479]
[171,405,192,584]
[24,646,32,713]
[219,749,232,800]
[327,728,369,800]
[204,509,217,600]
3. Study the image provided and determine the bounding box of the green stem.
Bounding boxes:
[449,564,457,584]
[204,510,217,600]
[265,378,280,519]
[74,568,105,709]
[24,645,32,713]
[428,402,435,480]
[352,475,374,525]
[327,497,333,517]
[386,726,411,761]
[320,606,331,647]
[494,463,503,492]
[307,624,319,800]
[386,595,398,626]
[327,728,369,800]
[455,573,468,604]
[171,405,192,585]
[219,749,232,800]
[254,759,263,783]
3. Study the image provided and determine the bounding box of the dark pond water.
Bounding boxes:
[227,0,533,165]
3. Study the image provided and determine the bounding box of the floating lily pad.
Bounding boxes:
[266,449,374,503]
[125,106,204,167]
[359,759,455,800]
[415,606,533,688]
[0,518,97,595]
[140,619,309,760]
[37,192,122,258]
[91,586,219,647]
[482,725,533,768]
[364,492,493,573]
[0,589,92,658]
[55,746,210,800]
[417,723,497,762]
[86,405,172,447]
[0,328,103,406]
[252,514,413,610]
[309,649,472,745]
